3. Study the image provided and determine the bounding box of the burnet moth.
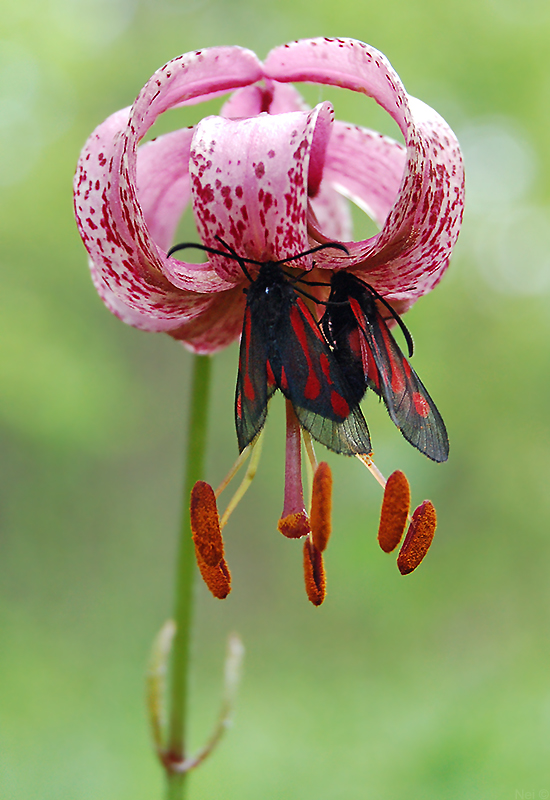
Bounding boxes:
[321,271,449,463]
[167,239,372,457]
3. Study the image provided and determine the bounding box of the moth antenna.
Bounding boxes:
[168,239,254,282]
[277,242,349,266]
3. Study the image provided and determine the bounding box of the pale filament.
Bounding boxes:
[356,452,387,489]
[301,429,318,515]
[219,434,264,529]
[357,453,415,524]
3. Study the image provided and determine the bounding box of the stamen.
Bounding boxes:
[190,481,231,599]
[303,538,326,606]
[302,429,319,473]
[377,470,411,553]
[215,445,252,499]
[278,401,311,539]
[190,481,224,566]
[196,558,232,600]
[301,428,318,510]
[219,436,263,528]
[310,462,332,553]
[397,500,437,575]
[356,453,387,489]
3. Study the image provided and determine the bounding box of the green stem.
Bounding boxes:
[165,354,212,800]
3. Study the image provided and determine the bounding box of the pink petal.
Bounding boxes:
[74,47,264,333]
[136,127,193,253]
[220,81,307,119]
[264,38,464,305]
[188,102,334,281]
[323,121,406,229]
[74,108,206,333]
[129,46,264,138]
[309,178,353,242]
[169,285,247,354]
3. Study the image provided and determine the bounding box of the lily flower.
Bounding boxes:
[74,38,464,603]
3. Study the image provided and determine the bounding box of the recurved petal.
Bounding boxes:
[264,38,464,306]
[188,102,335,281]
[169,284,247,354]
[220,81,308,119]
[74,108,211,333]
[75,48,264,333]
[322,122,406,231]
[136,127,193,253]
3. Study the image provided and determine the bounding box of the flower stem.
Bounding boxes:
[165,353,212,800]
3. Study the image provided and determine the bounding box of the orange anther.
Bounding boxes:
[190,481,231,599]
[397,500,437,575]
[190,481,224,567]
[196,556,231,600]
[278,511,311,539]
[310,461,332,552]
[303,539,326,606]
[378,470,411,553]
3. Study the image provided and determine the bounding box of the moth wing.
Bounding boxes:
[277,297,372,456]
[235,304,275,452]
[354,302,449,462]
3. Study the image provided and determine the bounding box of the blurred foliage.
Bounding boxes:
[2,0,550,798]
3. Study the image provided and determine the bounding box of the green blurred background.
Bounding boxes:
[2,0,550,798]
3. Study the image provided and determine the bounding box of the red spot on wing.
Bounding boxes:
[413,392,430,417]
[348,327,362,360]
[266,360,276,388]
[320,352,332,383]
[244,374,255,401]
[391,364,406,393]
[242,309,256,401]
[290,305,321,400]
[296,299,325,342]
[304,374,321,401]
[330,391,350,419]
[363,340,380,389]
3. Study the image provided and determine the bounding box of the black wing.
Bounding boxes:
[275,297,371,456]
[235,304,276,452]
[352,298,449,462]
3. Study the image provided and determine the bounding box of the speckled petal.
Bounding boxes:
[264,38,464,306]
[74,108,207,333]
[169,284,247,354]
[74,47,264,333]
[188,102,334,281]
